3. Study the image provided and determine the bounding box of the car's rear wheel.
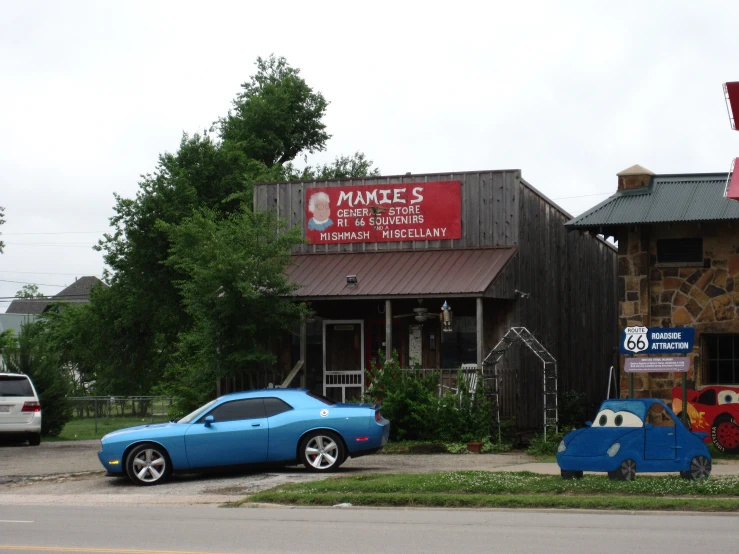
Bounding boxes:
[125,443,171,486]
[608,459,636,481]
[299,430,345,472]
[28,433,41,446]
[711,415,739,454]
[560,470,583,480]
[680,455,711,480]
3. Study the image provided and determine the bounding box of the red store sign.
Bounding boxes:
[305,181,462,245]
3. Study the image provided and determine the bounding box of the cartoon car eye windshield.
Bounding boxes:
[718,390,738,405]
[592,409,643,428]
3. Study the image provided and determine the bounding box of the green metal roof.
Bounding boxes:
[565,173,739,230]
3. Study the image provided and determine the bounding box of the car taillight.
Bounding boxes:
[22,401,40,413]
[375,410,382,422]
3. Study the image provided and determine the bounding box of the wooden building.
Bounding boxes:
[256,170,618,429]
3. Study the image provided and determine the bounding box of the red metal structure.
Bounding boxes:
[723,82,739,200]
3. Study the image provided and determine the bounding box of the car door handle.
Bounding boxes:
[252,423,262,427]
[668,433,674,436]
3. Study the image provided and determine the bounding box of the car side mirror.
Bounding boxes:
[204,415,215,427]
[585,421,592,427]
[645,423,653,430]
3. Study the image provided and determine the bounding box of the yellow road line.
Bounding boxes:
[0,545,243,554]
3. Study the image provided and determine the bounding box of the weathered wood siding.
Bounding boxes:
[499,180,618,428]
[254,170,520,253]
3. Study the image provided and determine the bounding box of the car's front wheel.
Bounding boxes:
[299,430,345,472]
[560,470,583,480]
[125,443,171,486]
[608,459,636,481]
[680,455,712,480]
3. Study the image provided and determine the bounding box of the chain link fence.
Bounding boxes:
[67,396,176,433]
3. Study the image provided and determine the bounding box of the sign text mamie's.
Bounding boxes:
[304,181,462,245]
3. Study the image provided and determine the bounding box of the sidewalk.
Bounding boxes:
[494,460,739,477]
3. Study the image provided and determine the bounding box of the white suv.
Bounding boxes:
[0,373,42,446]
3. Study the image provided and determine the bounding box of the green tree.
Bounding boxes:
[159,207,303,410]
[71,55,378,399]
[3,320,72,437]
[219,55,330,167]
[15,284,43,298]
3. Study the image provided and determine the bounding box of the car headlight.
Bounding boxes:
[557,440,566,453]
[607,443,620,457]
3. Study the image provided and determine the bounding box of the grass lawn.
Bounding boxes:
[47,416,170,441]
[239,471,739,511]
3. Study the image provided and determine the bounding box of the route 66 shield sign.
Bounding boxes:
[623,326,649,353]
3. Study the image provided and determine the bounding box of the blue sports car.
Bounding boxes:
[98,389,390,486]
[556,398,711,481]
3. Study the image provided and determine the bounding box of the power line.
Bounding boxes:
[0,271,102,277]
[0,279,68,287]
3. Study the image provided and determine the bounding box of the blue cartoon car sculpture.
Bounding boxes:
[556,398,711,481]
[98,389,390,486]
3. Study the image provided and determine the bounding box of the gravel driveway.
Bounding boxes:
[0,439,531,506]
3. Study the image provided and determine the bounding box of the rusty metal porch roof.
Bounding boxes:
[287,248,517,299]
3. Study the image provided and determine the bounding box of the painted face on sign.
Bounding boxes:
[308,192,334,231]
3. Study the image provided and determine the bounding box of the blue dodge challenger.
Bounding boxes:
[98,389,390,485]
[556,398,711,481]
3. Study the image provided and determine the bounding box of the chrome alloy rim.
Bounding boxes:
[132,449,167,482]
[305,435,338,469]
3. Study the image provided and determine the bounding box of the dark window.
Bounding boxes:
[656,238,703,264]
[201,398,266,423]
[264,397,293,417]
[704,334,739,384]
[0,376,34,397]
[441,316,477,369]
[306,391,336,406]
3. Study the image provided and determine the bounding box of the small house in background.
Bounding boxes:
[566,165,739,400]
[249,170,618,431]
[4,276,106,316]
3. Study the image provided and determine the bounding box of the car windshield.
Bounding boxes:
[0,376,33,397]
[177,399,218,424]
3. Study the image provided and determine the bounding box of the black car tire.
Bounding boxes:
[28,433,41,446]
[299,430,345,472]
[680,455,712,480]
[560,470,583,480]
[125,443,172,486]
[608,459,636,481]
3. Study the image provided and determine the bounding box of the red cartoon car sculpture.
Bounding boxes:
[672,386,739,454]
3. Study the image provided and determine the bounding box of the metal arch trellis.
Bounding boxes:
[482,327,558,444]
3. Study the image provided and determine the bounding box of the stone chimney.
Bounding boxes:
[617,164,654,191]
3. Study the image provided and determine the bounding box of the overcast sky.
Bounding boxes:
[2,0,739,310]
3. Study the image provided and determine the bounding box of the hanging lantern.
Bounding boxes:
[441,300,453,332]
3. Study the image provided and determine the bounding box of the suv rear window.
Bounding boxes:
[0,376,34,397]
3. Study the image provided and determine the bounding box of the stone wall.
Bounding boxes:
[618,222,739,400]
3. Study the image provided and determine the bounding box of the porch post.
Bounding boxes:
[476,297,483,369]
[385,299,392,363]
[300,318,307,388]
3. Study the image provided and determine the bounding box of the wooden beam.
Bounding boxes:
[476,297,483,369]
[385,299,392,362]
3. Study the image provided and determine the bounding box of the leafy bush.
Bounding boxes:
[526,427,565,456]
[365,352,495,443]
[559,389,586,431]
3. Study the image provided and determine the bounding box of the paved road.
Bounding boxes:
[0,440,533,505]
[1,504,738,554]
